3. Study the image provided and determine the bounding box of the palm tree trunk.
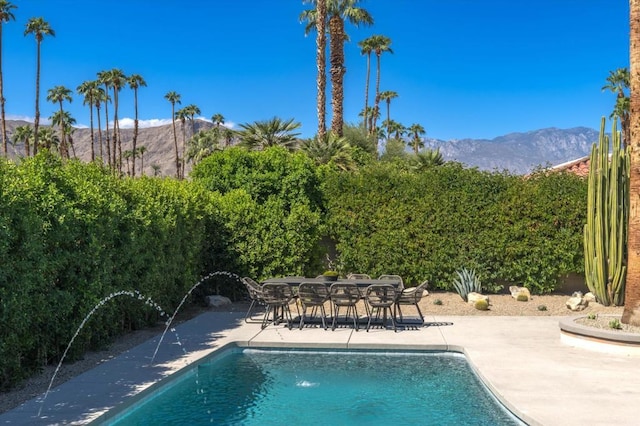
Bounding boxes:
[171,105,179,178]
[386,99,391,139]
[89,99,95,162]
[113,89,121,174]
[33,40,41,156]
[96,105,103,161]
[58,101,67,159]
[0,24,6,157]
[623,0,640,326]
[132,88,138,177]
[329,15,345,137]
[316,0,327,140]
[372,53,381,134]
[103,84,111,168]
[363,52,371,135]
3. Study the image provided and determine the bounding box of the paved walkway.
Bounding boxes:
[1,311,639,425]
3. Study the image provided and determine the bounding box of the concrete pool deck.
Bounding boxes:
[1,311,639,425]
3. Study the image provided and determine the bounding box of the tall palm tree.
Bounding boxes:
[46,85,72,158]
[175,106,188,179]
[407,123,425,154]
[37,126,59,154]
[93,86,108,162]
[12,124,32,156]
[603,68,630,146]
[164,91,181,178]
[97,70,112,167]
[24,17,54,156]
[137,145,146,175]
[0,0,16,156]
[127,73,146,177]
[302,0,373,137]
[102,68,126,173]
[379,90,398,138]
[77,80,99,161]
[237,117,301,151]
[386,119,405,140]
[301,0,327,140]
[211,113,225,128]
[357,36,375,135]
[624,0,640,326]
[184,103,201,136]
[368,34,393,135]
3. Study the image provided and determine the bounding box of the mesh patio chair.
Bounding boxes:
[365,284,398,332]
[297,282,330,330]
[394,280,429,324]
[260,282,294,330]
[347,273,371,279]
[329,282,361,331]
[378,274,405,291]
[242,277,265,323]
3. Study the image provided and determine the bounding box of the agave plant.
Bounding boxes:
[451,268,482,302]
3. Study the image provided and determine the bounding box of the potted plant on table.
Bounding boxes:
[322,270,339,282]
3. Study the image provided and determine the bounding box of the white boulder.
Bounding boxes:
[207,295,232,308]
[566,295,588,311]
[467,292,490,306]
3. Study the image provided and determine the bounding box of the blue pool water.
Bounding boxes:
[100,348,525,425]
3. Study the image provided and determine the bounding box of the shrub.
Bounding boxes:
[433,299,443,305]
[609,318,622,330]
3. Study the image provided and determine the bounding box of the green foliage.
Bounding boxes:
[587,313,597,320]
[537,305,548,311]
[322,162,586,293]
[474,299,489,311]
[609,318,622,330]
[433,299,443,305]
[584,118,628,306]
[452,268,482,302]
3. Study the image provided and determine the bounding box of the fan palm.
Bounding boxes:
[175,107,188,179]
[0,0,16,156]
[127,73,146,176]
[368,34,393,135]
[77,80,99,161]
[357,36,375,134]
[24,17,54,156]
[46,85,72,158]
[211,113,225,128]
[237,117,301,151]
[301,0,327,139]
[137,145,147,175]
[97,70,112,166]
[186,129,221,165]
[93,87,108,162]
[301,0,373,136]
[407,123,426,154]
[101,68,126,172]
[379,90,398,138]
[603,68,630,145]
[12,124,32,156]
[164,91,181,178]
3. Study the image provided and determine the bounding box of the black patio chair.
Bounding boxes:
[365,284,398,332]
[242,277,265,323]
[297,282,330,330]
[329,282,361,331]
[261,282,294,330]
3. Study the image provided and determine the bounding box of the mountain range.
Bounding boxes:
[3,120,598,176]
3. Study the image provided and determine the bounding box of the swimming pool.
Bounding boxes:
[97,347,525,425]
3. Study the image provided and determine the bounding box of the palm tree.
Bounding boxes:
[77,80,99,161]
[164,91,181,178]
[102,68,126,172]
[184,103,200,136]
[379,90,398,138]
[603,68,630,146]
[300,131,356,171]
[408,123,426,154]
[358,36,374,135]
[24,17,54,156]
[624,1,640,326]
[237,117,301,151]
[385,119,405,140]
[93,86,108,162]
[46,85,72,158]
[368,34,393,135]
[49,110,75,156]
[301,0,327,140]
[37,126,59,154]
[302,0,373,137]
[127,73,146,177]
[211,113,225,128]
[0,0,16,156]
[175,106,188,179]
[12,124,32,156]
[123,149,133,176]
[186,129,221,165]
[97,70,112,166]
[137,145,146,175]
[411,149,444,171]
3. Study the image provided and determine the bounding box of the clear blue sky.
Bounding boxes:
[2,0,629,141]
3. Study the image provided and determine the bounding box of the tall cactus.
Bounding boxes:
[583,117,629,306]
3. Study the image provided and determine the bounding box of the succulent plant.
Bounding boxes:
[474,299,489,311]
[451,268,482,302]
[516,293,529,302]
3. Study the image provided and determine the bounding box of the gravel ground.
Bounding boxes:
[0,292,630,414]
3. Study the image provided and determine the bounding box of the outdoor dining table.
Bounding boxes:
[261,276,402,329]
[261,276,401,288]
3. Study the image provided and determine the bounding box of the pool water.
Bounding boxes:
[100,348,525,425]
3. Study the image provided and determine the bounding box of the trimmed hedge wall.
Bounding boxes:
[0,149,587,391]
[322,162,587,293]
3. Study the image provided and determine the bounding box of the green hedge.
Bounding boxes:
[322,162,587,293]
